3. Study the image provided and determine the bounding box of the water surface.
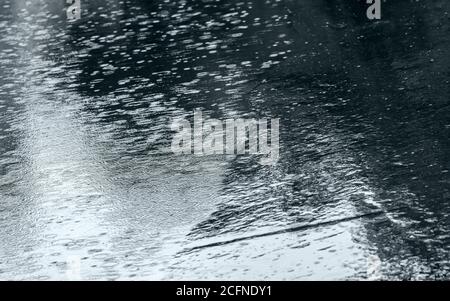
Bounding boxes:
[0,0,449,280]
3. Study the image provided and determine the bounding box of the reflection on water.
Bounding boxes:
[0,0,449,280]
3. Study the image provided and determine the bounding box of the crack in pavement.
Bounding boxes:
[180,208,396,254]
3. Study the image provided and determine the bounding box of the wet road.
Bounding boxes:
[0,0,449,280]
